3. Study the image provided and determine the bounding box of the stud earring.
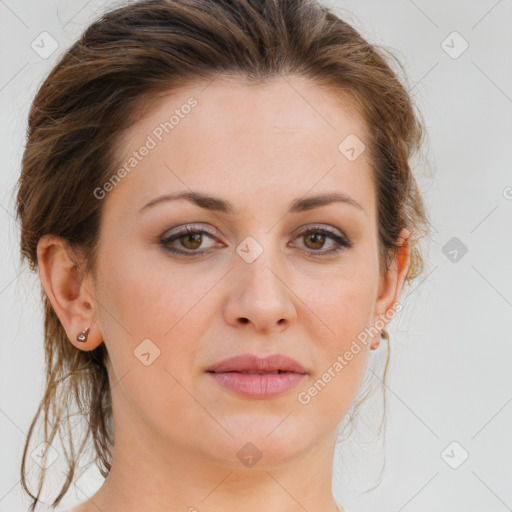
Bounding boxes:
[76,327,90,343]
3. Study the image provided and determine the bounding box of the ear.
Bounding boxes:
[372,227,411,331]
[37,234,103,351]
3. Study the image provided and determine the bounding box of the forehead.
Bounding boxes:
[106,75,375,220]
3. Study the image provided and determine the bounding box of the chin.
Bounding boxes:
[204,419,317,469]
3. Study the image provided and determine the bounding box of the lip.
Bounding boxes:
[206,353,308,399]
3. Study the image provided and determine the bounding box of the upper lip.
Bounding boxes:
[206,353,308,374]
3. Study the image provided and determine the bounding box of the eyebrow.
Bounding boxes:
[138,191,366,216]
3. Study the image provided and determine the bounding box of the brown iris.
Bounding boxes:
[303,232,325,250]
[179,232,203,250]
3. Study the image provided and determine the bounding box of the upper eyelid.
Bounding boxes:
[291,223,345,237]
[161,224,221,241]
[161,224,349,249]
[162,223,346,239]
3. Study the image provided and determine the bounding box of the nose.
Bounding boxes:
[223,246,297,333]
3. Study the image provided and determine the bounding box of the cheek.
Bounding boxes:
[93,243,220,388]
[94,250,205,436]
[300,261,378,343]
[295,299,373,429]
[293,262,378,407]
[94,240,203,339]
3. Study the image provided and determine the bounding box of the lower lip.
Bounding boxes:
[207,371,307,399]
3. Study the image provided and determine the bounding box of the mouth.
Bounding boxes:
[206,353,308,399]
[209,370,288,375]
[206,353,308,375]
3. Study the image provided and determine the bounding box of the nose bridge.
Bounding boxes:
[226,232,297,330]
[237,235,286,301]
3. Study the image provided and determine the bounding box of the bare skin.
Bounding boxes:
[38,74,410,512]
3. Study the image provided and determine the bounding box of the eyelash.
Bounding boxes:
[159,224,352,257]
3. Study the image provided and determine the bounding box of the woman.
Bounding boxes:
[16,0,430,510]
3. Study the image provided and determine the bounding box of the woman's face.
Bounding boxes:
[87,75,406,468]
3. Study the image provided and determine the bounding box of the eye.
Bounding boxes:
[291,225,352,256]
[159,223,352,258]
[159,225,222,256]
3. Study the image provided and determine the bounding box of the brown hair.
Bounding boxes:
[16,0,431,508]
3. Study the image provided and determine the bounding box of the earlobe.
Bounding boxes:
[37,234,102,351]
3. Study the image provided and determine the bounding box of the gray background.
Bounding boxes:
[1,1,511,511]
